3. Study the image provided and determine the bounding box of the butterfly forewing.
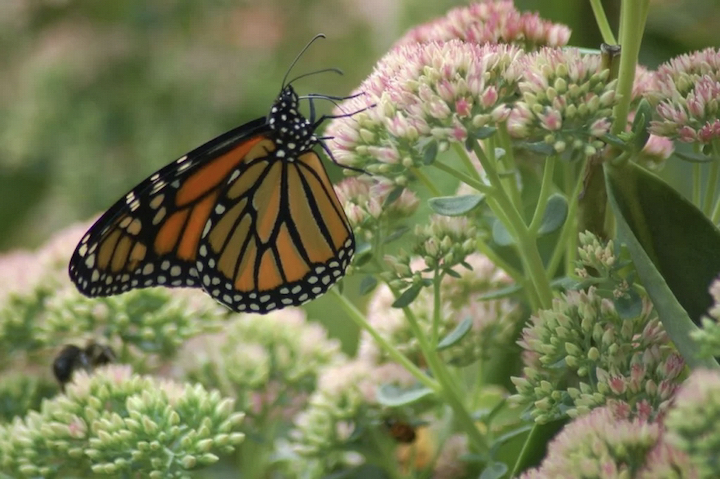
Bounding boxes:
[69,118,268,296]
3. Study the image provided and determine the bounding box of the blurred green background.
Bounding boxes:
[1,0,718,350]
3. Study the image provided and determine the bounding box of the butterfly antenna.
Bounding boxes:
[287,68,343,87]
[281,33,327,89]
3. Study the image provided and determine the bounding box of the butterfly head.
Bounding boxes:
[268,85,316,154]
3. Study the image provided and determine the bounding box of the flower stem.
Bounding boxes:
[472,143,554,309]
[432,159,494,195]
[329,288,439,392]
[452,142,482,182]
[711,141,720,223]
[611,0,649,135]
[432,269,442,346]
[401,304,488,452]
[529,155,557,234]
[693,162,703,207]
[702,156,720,216]
[589,0,617,45]
[496,123,523,211]
[411,166,442,196]
[475,238,523,283]
[548,159,586,277]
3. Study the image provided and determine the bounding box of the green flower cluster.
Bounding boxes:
[0,222,225,379]
[690,277,720,358]
[0,365,244,478]
[664,369,720,477]
[511,287,684,423]
[184,308,345,422]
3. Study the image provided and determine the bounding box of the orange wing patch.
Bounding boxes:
[176,136,265,206]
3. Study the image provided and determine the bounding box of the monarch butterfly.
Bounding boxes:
[68,35,355,314]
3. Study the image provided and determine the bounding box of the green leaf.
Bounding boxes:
[428,194,485,216]
[480,462,509,479]
[392,283,423,308]
[471,126,497,140]
[602,133,629,149]
[477,283,522,300]
[522,141,555,156]
[631,99,652,151]
[383,186,404,208]
[444,268,462,279]
[492,220,515,246]
[352,242,373,267]
[605,161,720,369]
[673,147,713,163]
[422,140,439,165]
[537,193,568,236]
[383,226,410,244]
[551,276,579,291]
[375,384,434,407]
[437,318,473,350]
[359,276,378,295]
[613,288,643,320]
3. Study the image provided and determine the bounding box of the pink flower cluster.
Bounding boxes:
[650,47,720,143]
[396,1,571,50]
[508,48,618,158]
[325,41,523,178]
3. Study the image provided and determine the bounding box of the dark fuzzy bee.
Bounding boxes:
[384,418,417,444]
[53,342,116,389]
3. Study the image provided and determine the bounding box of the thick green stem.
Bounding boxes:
[472,144,553,308]
[693,162,702,207]
[432,269,442,345]
[329,289,439,392]
[610,0,648,135]
[702,157,720,216]
[401,305,488,451]
[529,156,557,234]
[548,159,587,278]
[411,166,443,196]
[452,142,482,182]
[711,142,720,223]
[590,0,617,44]
[432,159,494,195]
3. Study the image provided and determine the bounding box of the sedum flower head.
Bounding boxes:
[518,407,661,479]
[287,359,374,473]
[509,48,618,160]
[334,177,419,243]
[664,369,720,477]
[691,277,720,357]
[0,364,244,478]
[0,373,57,422]
[649,47,720,143]
[326,41,524,182]
[183,308,344,420]
[511,287,684,423]
[396,1,571,50]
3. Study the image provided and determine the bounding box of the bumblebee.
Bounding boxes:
[53,342,116,389]
[384,418,417,444]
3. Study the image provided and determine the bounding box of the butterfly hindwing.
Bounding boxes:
[196,150,354,314]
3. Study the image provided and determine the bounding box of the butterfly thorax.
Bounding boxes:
[267,85,316,159]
